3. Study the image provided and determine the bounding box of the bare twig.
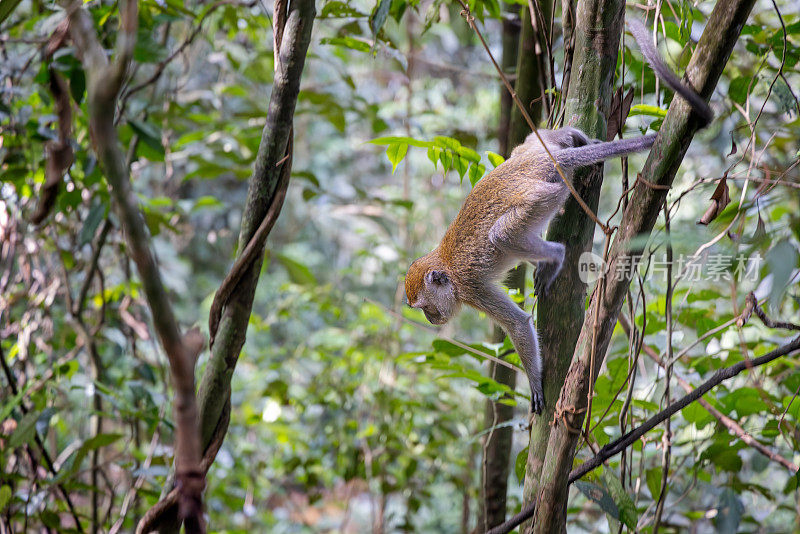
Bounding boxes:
[738,292,800,331]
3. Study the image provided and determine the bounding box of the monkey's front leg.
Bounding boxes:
[507,315,545,414]
[476,287,545,414]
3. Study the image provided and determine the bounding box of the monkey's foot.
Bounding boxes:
[534,262,560,297]
[530,389,545,415]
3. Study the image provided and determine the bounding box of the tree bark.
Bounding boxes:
[520,1,623,530]
[529,0,756,531]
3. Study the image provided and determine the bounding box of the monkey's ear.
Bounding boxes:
[426,270,449,285]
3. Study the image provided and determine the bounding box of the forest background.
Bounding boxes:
[1,0,799,531]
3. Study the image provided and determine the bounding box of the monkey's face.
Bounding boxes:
[405,262,459,325]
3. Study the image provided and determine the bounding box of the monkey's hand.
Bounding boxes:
[530,385,545,415]
[534,261,561,297]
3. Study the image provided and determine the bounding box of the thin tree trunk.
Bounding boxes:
[520,1,623,530]
[140,0,316,531]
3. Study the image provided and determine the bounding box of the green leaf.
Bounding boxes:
[453,156,468,182]
[369,0,392,36]
[766,239,798,307]
[439,150,453,173]
[8,412,38,449]
[575,480,620,521]
[0,485,11,513]
[713,488,743,533]
[515,446,528,483]
[468,163,485,186]
[68,64,86,105]
[128,119,165,155]
[0,0,23,25]
[41,510,60,528]
[645,467,662,499]
[370,136,430,148]
[427,146,441,168]
[431,339,468,356]
[321,36,372,54]
[602,472,637,529]
[84,432,123,450]
[275,253,317,285]
[65,433,124,481]
[192,196,224,211]
[729,76,751,106]
[487,151,505,168]
[628,104,668,118]
[321,1,367,17]
[433,135,460,152]
[456,145,481,163]
[79,202,107,246]
[386,143,408,174]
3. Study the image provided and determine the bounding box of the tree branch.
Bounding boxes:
[65,1,206,530]
[619,314,799,472]
[488,335,800,534]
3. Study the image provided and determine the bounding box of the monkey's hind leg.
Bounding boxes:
[489,212,565,296]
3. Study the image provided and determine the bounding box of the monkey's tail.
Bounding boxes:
[554,133,657,168]
[627,18,713,125]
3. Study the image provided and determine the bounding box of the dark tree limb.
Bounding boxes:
[489,335,800,534]
[619,314,799,472]
[138,0,315,532]
[65,1,206,531]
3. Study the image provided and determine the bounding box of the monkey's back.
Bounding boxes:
[439,154,569,285]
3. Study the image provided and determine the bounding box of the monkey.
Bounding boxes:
[404,18,712,414]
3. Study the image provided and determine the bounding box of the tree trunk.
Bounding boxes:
[520,1,624,530]
[476,2,551,530]
[148,0,316,531]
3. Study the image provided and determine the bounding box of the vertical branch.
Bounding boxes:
[521,1,625,525]
[652,206,673,533]
[65,1,207,531]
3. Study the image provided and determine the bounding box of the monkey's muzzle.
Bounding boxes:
[423,309,447,325]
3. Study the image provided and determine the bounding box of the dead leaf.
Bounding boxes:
[606,87,635,141]
[698,175,730,225]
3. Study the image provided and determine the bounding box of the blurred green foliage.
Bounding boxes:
[0,0,799,531]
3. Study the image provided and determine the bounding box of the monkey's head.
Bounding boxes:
[405,252,459,325]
